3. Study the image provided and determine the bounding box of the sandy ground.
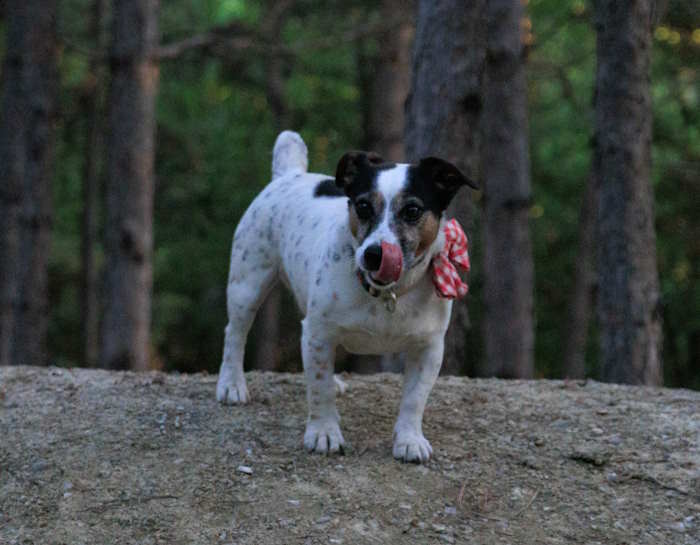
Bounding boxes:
[0,366,698,544]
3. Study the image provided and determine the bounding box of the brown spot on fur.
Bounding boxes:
[349,207,359,237]
[416,213,440,257]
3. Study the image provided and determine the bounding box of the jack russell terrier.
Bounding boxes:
[217,131,477,463]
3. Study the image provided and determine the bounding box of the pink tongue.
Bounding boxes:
[375,241,403,283]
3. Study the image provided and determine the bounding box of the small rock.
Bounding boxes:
[237,465,253,475]
[591,427,604,435]
[669,521,686,533]
[63,492,72,499]
[440,535,455,543]
[63,481,73,491]
[444,506,457,516]
[288,499,300,506]
[399,503,412,510]
[431,523,447,533]
[534,437,545,447]
[31,460,49,473]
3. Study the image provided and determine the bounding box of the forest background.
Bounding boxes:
[0,0,698,389]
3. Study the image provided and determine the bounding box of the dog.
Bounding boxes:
[217,131,478,463]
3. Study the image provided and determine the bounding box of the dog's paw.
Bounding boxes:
[333,375,348,395]
[216,375,250,405]
[393,431,433,463]
[304,419,345,454]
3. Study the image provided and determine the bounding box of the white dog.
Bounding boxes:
[217,131,477,462]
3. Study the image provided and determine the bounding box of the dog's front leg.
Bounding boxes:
[301,319,345,454]
[393,339,444,463]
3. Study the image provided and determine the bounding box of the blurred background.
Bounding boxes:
[0,0,697,388]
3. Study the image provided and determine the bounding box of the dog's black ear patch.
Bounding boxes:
[335,151,389,198]
[416,157,479,211]
[408,158,479,214]
[313,178,345,198]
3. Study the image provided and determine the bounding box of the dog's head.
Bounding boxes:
[335,151,479,290]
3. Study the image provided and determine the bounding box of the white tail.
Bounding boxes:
[272,130,308,179]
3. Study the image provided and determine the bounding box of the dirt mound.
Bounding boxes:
[1,366,698,544]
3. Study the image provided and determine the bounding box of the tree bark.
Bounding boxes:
[0,0,59,367]
[563,175,598,379]
[81,0,107,368]
[363,0,413,162]
[481,0,534,378]
[593,0,662,385]
[405,0,486,376]
[250,0,294,373]
[101,0,159,371]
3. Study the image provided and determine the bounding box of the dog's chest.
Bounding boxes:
[333,291,451,355]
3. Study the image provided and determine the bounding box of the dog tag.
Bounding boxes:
[383,291,397,313]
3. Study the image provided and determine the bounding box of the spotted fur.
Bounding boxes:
[217,131,476,463]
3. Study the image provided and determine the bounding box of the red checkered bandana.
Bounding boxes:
[431,219,470,299]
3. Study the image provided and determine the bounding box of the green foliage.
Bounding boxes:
[10,0,697,386]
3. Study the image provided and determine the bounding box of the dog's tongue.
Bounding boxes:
[375,241,403,283]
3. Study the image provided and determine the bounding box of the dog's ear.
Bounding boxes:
[335,151,385,195]
[417,157,479,208]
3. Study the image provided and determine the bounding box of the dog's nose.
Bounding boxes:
[363,244,382,271]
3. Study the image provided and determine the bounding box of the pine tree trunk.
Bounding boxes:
[251,1,294,372]
[0,0,59,367]
[364,0,413,162]
[81,0,107,368]
[594,0,662,385]
[563,175,598,379]
[405,0,486,375]
[481,0,534,378]
[101,0,159,371]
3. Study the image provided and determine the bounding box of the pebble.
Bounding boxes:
[288,499,300,506]
[444,506,457,516]
[237,465,253,475]
[432,523,447,533]
[669,521,687,533]
[591,427,604,435]
[31,460,49,473]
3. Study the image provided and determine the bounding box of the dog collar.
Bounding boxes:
[357,271,398,313]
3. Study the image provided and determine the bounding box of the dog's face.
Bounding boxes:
[335,152,478,289]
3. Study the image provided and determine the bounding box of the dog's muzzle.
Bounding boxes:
[362,241,403,284]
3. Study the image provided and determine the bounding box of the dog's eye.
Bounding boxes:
[401,204,423,223]
[355,200,374,220]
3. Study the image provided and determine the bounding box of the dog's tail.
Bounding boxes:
[272,130,308,179]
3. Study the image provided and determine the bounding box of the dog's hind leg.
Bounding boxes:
[217,221,279,404]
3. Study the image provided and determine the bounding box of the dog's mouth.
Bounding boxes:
[358,269,397,291]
